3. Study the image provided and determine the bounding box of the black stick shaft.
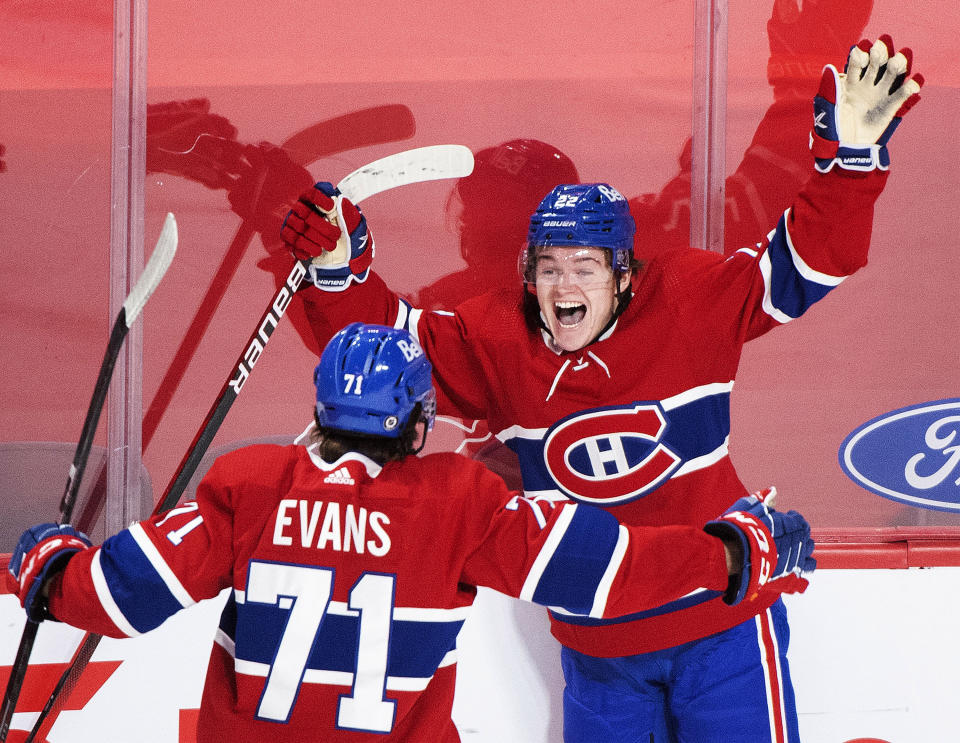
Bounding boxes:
[157,259,306,513]
[0,621,39,740]
[17,260,306,740]
[23,633,100,743]
[0,215,176,742]
[0,315,128,741]
[59,314,129,524]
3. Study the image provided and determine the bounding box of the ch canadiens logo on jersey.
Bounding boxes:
[543,403,682,505]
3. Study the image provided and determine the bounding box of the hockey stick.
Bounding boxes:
[140,103,417,452]
[156,144,474,513]
[19,145,474,742]
[0,214,178,742]
[71,104,417,536]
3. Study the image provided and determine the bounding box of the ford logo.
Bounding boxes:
[839,399,960,511]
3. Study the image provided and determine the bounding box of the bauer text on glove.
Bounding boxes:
[280,182,374,292]
[810,34,923,172]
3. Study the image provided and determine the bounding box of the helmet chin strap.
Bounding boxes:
[398,406,429,457]
[524,283,552,338]
[584,272,632,347]
[605,269,633,329]
[403,421,429,456]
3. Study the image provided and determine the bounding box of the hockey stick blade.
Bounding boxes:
[0,215,178,742]
[19,145,473,740]
[337,144,474,204]
[122,213,178,326]
[310,145,475,267]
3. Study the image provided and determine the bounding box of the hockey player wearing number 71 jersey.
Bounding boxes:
[9,323,814,742]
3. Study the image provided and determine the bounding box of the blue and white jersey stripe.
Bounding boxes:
[92,523,197,636]
[549,587,721,626]
[757,209,847,324]
[520,503,626,617]
[219,590,470,690]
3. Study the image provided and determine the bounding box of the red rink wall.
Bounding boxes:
[1,1,958,535]
[0,0,958,740]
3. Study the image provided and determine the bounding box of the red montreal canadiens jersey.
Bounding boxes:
[300,169,886,656]
[47,443,729,741]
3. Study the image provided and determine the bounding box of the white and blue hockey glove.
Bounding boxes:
[811,35,923,173]
[705,487,816,606]
[280,181,374,292]
[8,523,92,622]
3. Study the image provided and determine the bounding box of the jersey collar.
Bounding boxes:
[297,420,384,478]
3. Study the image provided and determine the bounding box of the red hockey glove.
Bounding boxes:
[7,523,92,622]
[811,35,923,172]
[705,488,816,606]
[280,182,374,292]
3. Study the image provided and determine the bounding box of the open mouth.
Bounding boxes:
[555,301,586,327]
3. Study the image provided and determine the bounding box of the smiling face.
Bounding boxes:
[532,245,629,352]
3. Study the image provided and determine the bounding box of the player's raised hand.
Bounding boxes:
[811,35,923,172]
[7,523,92,622]
[281,182,374,292]
[705,488,816,605]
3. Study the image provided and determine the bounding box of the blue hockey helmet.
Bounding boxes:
[524,183,636,276]
[315,323,436,439]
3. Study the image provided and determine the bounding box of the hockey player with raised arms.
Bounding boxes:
[9,323,813,742]
[278,37,922,741]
